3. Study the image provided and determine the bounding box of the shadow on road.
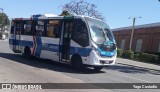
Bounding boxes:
[0,52,105,74]
[1,52,160,75]
[105,64,160,75]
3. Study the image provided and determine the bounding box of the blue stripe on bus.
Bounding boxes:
[47,44,59,52]
[70,47,92,56]
[9,39,92,57]
[35,36,42,58]
[9,39,33,48]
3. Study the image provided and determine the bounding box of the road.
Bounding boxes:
[0,39,160,92]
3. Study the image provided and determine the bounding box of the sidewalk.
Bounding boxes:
[0,38,8,41]
[116,58,160,71]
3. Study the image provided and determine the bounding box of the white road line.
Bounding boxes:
[105,70,152,83]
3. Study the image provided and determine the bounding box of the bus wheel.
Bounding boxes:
[71,55,83,71]
[24,47,31,59]
[93,66,103,71]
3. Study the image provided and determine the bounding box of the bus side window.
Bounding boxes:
[15,22,21,34]
[11,21,23,35]
[35,20,45,36]
[54,24,60,38]
[46,20,61,38]
[16,21,24,35]
[72,20,89,47]
[23,21,32,35]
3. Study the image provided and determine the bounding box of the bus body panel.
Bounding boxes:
[39,37,60,61]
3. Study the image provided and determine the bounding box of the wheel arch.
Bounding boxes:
[24,46,31,52]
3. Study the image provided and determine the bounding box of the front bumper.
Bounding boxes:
[87,50,117,66]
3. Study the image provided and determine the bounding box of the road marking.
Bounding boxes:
[105,70,152,83]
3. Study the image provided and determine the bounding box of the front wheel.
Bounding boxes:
[71,56,83,71]
[93,66,103,71]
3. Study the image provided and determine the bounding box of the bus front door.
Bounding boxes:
[13,21,21,53]
[60,21,72,62]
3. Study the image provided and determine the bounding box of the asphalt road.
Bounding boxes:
[0,39,160,92]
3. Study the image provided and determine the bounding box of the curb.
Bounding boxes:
[0,39,8,41]
[116,62,160,72]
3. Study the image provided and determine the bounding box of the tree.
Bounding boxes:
[0,13,9,27]
[59,10,73,16]
[62,0,105,21]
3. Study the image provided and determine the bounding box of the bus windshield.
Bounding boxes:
[85,17,115,45]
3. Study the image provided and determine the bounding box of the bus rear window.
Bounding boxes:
[11,21,14,34]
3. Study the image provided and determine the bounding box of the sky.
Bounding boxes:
[0,0,160,29]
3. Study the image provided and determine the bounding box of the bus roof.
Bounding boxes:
[12,14,103,22]
[12,14,81,20]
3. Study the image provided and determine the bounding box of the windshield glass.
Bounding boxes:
[85,17,115,45]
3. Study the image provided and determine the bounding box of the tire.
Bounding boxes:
[24,47,31,59]
[71,55,83,71]
[93,66,103,71]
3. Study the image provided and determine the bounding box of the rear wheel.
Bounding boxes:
[93,66,103,71]
[24,47,32,59]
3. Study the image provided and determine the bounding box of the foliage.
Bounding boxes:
[134,53,140,61]
[0,13,9,27]
[59,10,73,16]
[117,48,123,57]
[124,50,134,59]
[139,53,159,63]
[62,0,105,20]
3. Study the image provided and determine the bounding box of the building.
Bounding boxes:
[112,22,160,53]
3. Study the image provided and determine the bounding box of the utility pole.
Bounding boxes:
[129,17,141,51]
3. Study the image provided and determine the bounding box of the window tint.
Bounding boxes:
[74,24,88,39]
[24,21,32,35]
[64,22,72,39]
[72,19,89,47]
[11,21,15,34]
[35,20,45,36]
[11,21,23,35]
[15,21,21,34]
[46,20,61,38]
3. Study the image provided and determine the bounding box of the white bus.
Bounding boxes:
[9,14,117,71]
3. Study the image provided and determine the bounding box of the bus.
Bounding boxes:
[9,14,117,71]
